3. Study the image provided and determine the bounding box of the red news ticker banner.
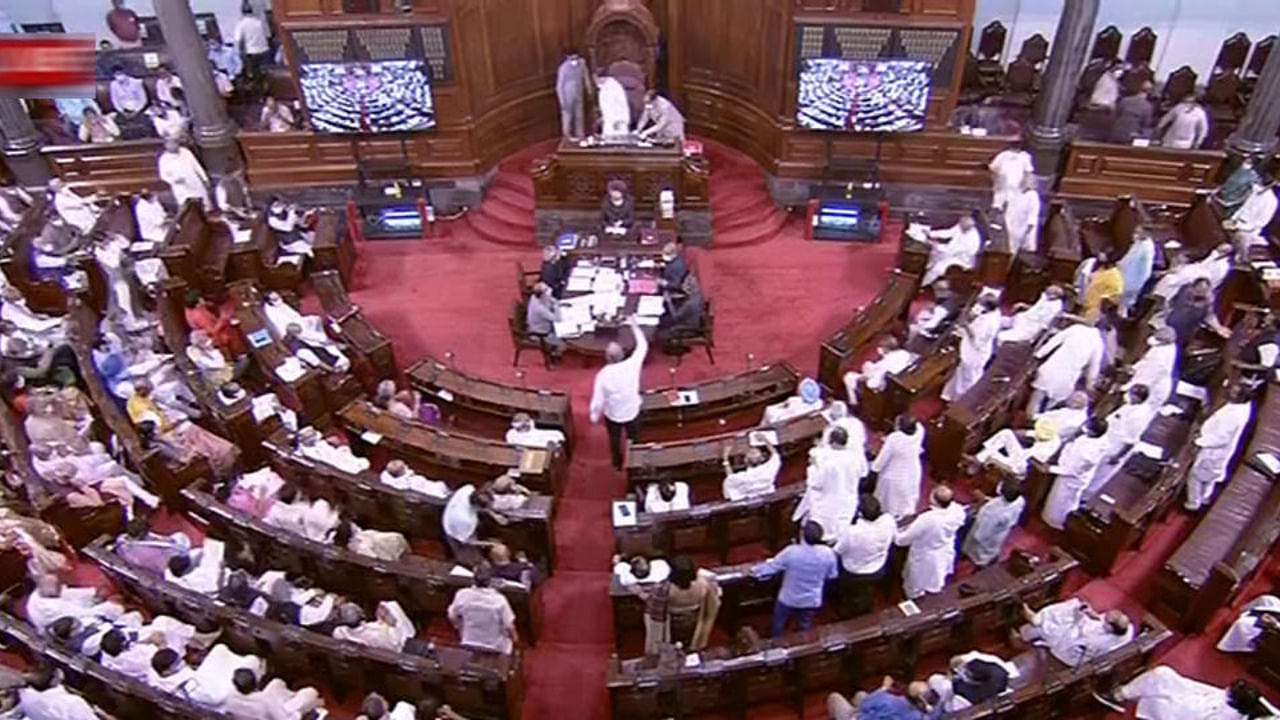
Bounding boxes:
[0,34,94,90]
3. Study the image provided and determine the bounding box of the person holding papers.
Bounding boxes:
[525,283,564,358]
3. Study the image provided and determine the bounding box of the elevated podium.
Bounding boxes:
[530,140,711,246]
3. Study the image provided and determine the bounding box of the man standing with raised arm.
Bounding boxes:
[590,316,648,471]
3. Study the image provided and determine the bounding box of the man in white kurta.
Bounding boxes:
[157,139,210,209]
[49,179,101,233]
[1027,322,1104,414]
[448,567,517,654]
[1004,176,1041,253]
[333,601,415,652]
[1126,328,1177,407]
[1087,385,1158,496]
[595,75,631,139]
[1156,94,1209,149]
[975,421,1060,477]
[921,214,982,287]
[962,482,1026,567]
[988,144,1034,211]
[1098,666,1278,720]
[941,297,1002,402]
[999,285,1064,344]
[722,442,781,501]
[793,426,864,537]
[262,292,330,348]
[1224,181,1277,260]
[1037,391,1091,441]
[894,486,966,599]
[134,191,170,244]
[1018,597,1133,665]
[296,427,371,475]
[164,537,226,595]
[843,335,915,404]
[763,376,824,425]
[1042,418,1110,529]
[380,459,449,498]
[1218,594,1280,653]
[871,415,925,519]
[25,575,124,632]
[1185,386,1254,511]
[1188,243,1234,293]
[13,683,99,720]
[1117,231,1156,313]
[506,413,566,449]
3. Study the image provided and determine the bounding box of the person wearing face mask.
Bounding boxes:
[1223,178,1278,262]
[157,138,210,209]
[108,66,147,117]
[920,212,982,287]
[643,478,690,513]
[940,295,1001,402]
[601,180,634,232]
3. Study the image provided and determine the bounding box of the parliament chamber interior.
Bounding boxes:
[3,0,1280,718]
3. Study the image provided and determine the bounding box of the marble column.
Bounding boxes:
[0,98,51,186]
[1227,33,1280,161]
[153,0,241,177]
[1026,0,1101,175]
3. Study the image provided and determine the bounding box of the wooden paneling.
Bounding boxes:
[1057,141,1224,206]
[779,130,1009,185]
[41,140,165,194]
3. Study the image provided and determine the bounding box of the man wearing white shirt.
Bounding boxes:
[1185,385,1254,511]
[1224,179,1277,261]
[1004,175,1041,253]
[157,139,210,209]
[25,575,123,633]
[12,679,98,720]
[941,296,1002,402]
[443,484,506,564]
[447,565,517,654]
[921,213,982,287]
[164,538,226,595]
[998,285,1064,344]
[149,104,189,142]
[505,413,565,449]
[223,668,323,720]
[134,190,169,243]
[1017,597,1133,665]
[895,486,966,599]
[1027,321,1105,415]
[234,4,271,82]
[975,421,1060,477]
[1156,93,1209,149]
[108,67,147,116]
[1094,667,1277,720]
[1042,418,1109,529]
[643,480,690,513]
[48,178,101,234]
[380,459,449,498]
[1036,391,1090,440]
[1088,384,1157,495]
[722,442,781,501]
[833,495,895,617]
[987,143,1034,211]
[589,316,648,470]
[154,66,183,108]
[100,628,161,681]
[843,335,915,404]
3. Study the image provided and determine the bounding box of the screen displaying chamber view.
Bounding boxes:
[796,58,932,133]
[298,60,436,133]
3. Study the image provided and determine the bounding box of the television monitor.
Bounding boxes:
[797,58,931,133]
[298,60,436,134]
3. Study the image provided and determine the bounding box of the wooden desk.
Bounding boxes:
[1155,378,1280,631]
[407,357,574,451]
[625,411,828,499]
[614,484,802,564]
[531,141,711,246]
[225,215,304,294]
[182,480,543,644]
[159,200,232,299]
[226,281,337,427]
[0,601,229,720]
[637,362,801,439]
[338,400,566,496]
[1057,141,1223,206]
[156,277,264,467]
[0,196,67,315]
[606,550,1078,720]
[816,269,918,396]
[264,433,557,569]
[310,209,356,287]
[85,538,524,720]
[41,138,166,195]
[312,269,397,390]
[928,341,1038,478]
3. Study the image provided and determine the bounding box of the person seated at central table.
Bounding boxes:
[601,180,634,233]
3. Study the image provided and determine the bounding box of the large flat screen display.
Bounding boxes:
[797,59,931,133]
[299,60,436,134]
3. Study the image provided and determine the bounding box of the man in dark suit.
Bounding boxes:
[659,241,688,290]
[658,273,704,352]
[539,245,568,297]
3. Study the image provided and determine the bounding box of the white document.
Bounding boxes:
[553,321,582,339]
[612,500,638,527]
[565,276,593,293]
[898,600,921,617]
[1175,381,1208,401]
[130,241,156,254]
[449,565,474,578]
[1255,452,1280,475]
[1135,441,1164,460]
[1158,404,1182,417]
[434,388,455,402]
[635,316,660,327]
[749,430,779,447]
[360,431,383,445]
[637,295,666,316]
[674,390,700,406]
[275,358,306,383]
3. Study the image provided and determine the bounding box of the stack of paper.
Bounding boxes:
[637,295,666,316]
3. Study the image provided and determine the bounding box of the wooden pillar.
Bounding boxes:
[1026,0,1101,176]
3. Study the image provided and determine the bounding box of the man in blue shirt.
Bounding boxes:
[752,520,838,636]
[828,676,941,720]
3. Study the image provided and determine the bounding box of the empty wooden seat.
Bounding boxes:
[312,269,397,389]
[636,362,801,440]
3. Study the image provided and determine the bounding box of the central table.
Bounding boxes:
[556,240,669,357]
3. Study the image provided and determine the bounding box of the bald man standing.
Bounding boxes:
[589,315,648,470]
[894,486,966,599]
